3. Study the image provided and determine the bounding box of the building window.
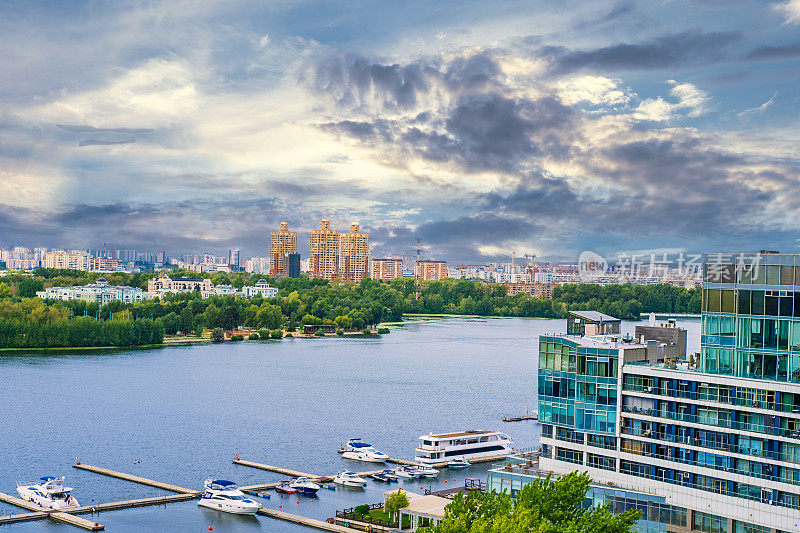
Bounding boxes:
[587,453,615,471]
[691,510,726,533]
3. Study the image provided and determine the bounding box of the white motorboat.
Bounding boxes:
[289,477,320,495]
[340,438,373,452]
[393,466,423,479]
[415,430,514,464]
[16,476,79,510]
[447,459,471,469]
[333,471,368,487]
[341,448,388,463]
[415,465,439,478]
[197,479,260,515]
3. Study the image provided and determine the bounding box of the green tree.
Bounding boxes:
[0,283,12,298]
[211,327,225,342]
[419,472,639,533]
[385,491,410,522]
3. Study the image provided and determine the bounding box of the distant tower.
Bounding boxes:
[270,222,298,277]
[511,250,516,275]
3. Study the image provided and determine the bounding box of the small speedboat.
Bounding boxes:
[447,459,471,469]
[393,466,422,479]
[17,477,79,510]
[198,479,260,515]
[276,483,298,494]
[333,471,367,487]
[370,469,399,482]
[290,477,320,495]
[415,465,439,478]
[340,438,373,453]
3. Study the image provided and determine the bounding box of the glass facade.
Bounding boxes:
[701,253,800,382]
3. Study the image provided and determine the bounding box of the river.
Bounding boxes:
[0,316,700,532]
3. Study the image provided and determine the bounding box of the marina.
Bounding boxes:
[0,318,698,531]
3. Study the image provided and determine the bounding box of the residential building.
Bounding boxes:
[371,258,404,281]
[494,251,800,533]
[310,219,340,280]
[635,316,688,359]
[90,257,124,272]
[240,279,279,298]
[244,256,270,275]
[228,248,240,270]
[202,284,238,298]
[286,252,301,278]
[45,250,91,270]
[339,223,369,282]
[488,282,559,299]
[269,222,297,277]
[415,260,448,281]
[36,278,151,305]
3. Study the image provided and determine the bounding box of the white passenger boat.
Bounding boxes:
[414,430,514,465]
[333,471,368,487]
[289,477,321,495]
[197,479,260,515]
[16,476,79,510]
[447,459,471,469]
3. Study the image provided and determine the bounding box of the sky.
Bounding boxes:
[1,0,800,264]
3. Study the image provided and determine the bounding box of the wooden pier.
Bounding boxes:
[258,508,352,532]
[232,459,331,482]
[73,463,200,495]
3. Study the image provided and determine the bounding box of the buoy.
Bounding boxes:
[297,500,300,504]
[420,486,423,489]
[208,526,213,531]
[444,480,447,483]
[453,478,456,482]
[279,505,282,508]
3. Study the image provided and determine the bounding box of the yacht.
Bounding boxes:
[16,477,79,510]
[393,466,423,479]
[341,448,388,463]
[289,477,320,495]
[197,479,260,515]
[414,430,514,465]
[369,469,399,482]
[340,438,373,452]
[333,471,367,487]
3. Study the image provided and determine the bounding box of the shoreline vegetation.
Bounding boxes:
[0,268,700,350]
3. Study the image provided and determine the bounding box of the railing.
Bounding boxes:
[623,385,800,414]
[621,405,800,439]
[336,503,396,528]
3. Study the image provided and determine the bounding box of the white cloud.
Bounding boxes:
[258,34,271,48]
[632,97,674,121]
[737,92,778,118]
[668,80,711,117]
[775,0,800,24]
[555,75,631,107]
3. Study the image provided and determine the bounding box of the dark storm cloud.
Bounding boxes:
[57,124,155,133]
[744,43,800,61]
[541,31,741,74]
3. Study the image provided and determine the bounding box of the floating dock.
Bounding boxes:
[502,415,538,422]
[232,459,331,482]
[73,463,200,495]
[259,508,352,532]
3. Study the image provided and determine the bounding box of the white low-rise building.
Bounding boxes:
[36,278,151,305]
[240,279,278,298]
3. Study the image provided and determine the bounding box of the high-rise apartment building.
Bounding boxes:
[269,222,297,277]
[45,250,91,270]
[286,253,301,278]
[488,251,800,533]
[228,248,240,270]
[371,258,404,281]
[309,219,340,280]
[414,260,448,281]
[340,224,369,282]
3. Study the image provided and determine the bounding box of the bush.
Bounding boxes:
[231,334,244,341]
[362,328,372,335]
[258,328,270,339]
[336,329,344,336]
[354,504,370,518]
[284,332,293,338]
[285,324,297,332]
[314,329,325,337]
[270,329,283,339]
[377,328,390,334]
[248,333,259,340]
[211,328,225,342]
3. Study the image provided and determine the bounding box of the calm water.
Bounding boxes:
[0,317,699,532]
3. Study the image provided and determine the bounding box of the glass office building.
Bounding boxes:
[497,253,800,533]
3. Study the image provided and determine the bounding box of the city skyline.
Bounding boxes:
[1,1,799,262]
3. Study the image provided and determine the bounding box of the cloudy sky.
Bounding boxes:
[2,0,799,263]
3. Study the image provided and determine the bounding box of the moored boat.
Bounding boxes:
[289,477,320,495]
[197,479,260,515]
[415,430,514,465]
[333,471,367,487]
[393,466,423,479]
[16,476,79,510]
[369,469,399,482]
[447,459,471,468]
